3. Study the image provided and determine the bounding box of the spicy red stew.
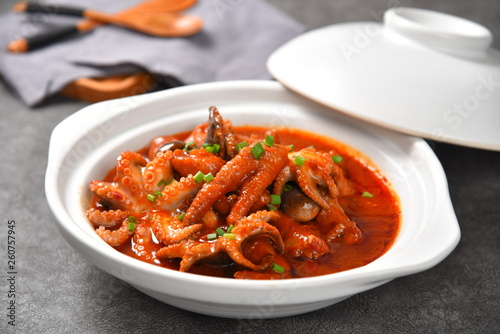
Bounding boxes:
[86,107,400,279]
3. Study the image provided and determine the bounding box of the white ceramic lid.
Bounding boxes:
[268,7,500,151]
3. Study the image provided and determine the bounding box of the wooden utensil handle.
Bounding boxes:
[21,2,85,16]
[27,25,80,48]
[7,25,79,52]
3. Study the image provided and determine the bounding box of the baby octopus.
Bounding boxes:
[156,211,284,272]
[85,106,381,279]
[86,149,220,247]
[274,147,362,244]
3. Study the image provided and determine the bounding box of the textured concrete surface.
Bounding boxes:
[1,0,499,333]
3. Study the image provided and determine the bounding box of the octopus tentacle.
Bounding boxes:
[86,208,130,228]
[115,151,147,198]
[89,180,146,213]
[213,194,238,216]
[162,211,284,273]
[234,254,292,279]
[201,208,223,231]
[317,199,362,244]
[132,223,156,261]
[155,175,202,212]
[273,164,292,196]
[237,210,280,225]
[171,148,225,177]
[183,144,288,226]
[151,212,203,246]
[227,145,288,224]
[178,242,216,272]
[143,151,174,193]
[248,190,271,213]
[216,220,284,271]
[205,106,237,159]
[184,122,209,147]
[328,154,355,197]
[147,135,184,160]
[89,151,150,214]
[272,214,329,259]
[95,220,133,247]
[221,118,237,159]
[274,147,355,213]
[231,219,284,255]
[285,224,329,259]
[182,146,258,225]
[295,166,336,209]
[212,237,268,272]
[290,149,338,209]
[273,147,361,244]
[179,220,283,272]
[156,240,194,260]
[176,239,264,273]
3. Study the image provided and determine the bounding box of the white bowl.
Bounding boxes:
[45,80,460,318]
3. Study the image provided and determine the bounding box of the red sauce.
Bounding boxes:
[91,125,401,278]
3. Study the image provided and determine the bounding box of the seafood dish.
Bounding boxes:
[45,81,459,317]
[86,106,401,279]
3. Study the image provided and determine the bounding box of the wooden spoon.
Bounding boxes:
[14,1,202,37]
[85,10,203,37]
[8,0,202,52]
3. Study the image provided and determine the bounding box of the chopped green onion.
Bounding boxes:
[332,155,343,164]
[270,194,281,205]
[236,141,248,152]
[283,184,293,192]
[251,142,265,160]
[184,141,197,151]
[207,233,217,241]
[127,221,136,232]
[194,171,214,183]
[203,143,220,154]
[204,173,214,183]
[177,212,185,222]
[268,205,277,211]
[157,178,168,188]
[362,191,374,198]
[215,227,225,237]
[227,224,234,233]
[127,216,138,232]
[147,191,163,202]
[293,155,306,166]
[271,263,285,274]
[288,144,295,151]
[223,233,236,240]
[193,171,205,183]
[264,134,275,147]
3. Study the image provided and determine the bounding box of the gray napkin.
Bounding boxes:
[0,0,304,106]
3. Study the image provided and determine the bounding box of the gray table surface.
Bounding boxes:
[1,0,499,333]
